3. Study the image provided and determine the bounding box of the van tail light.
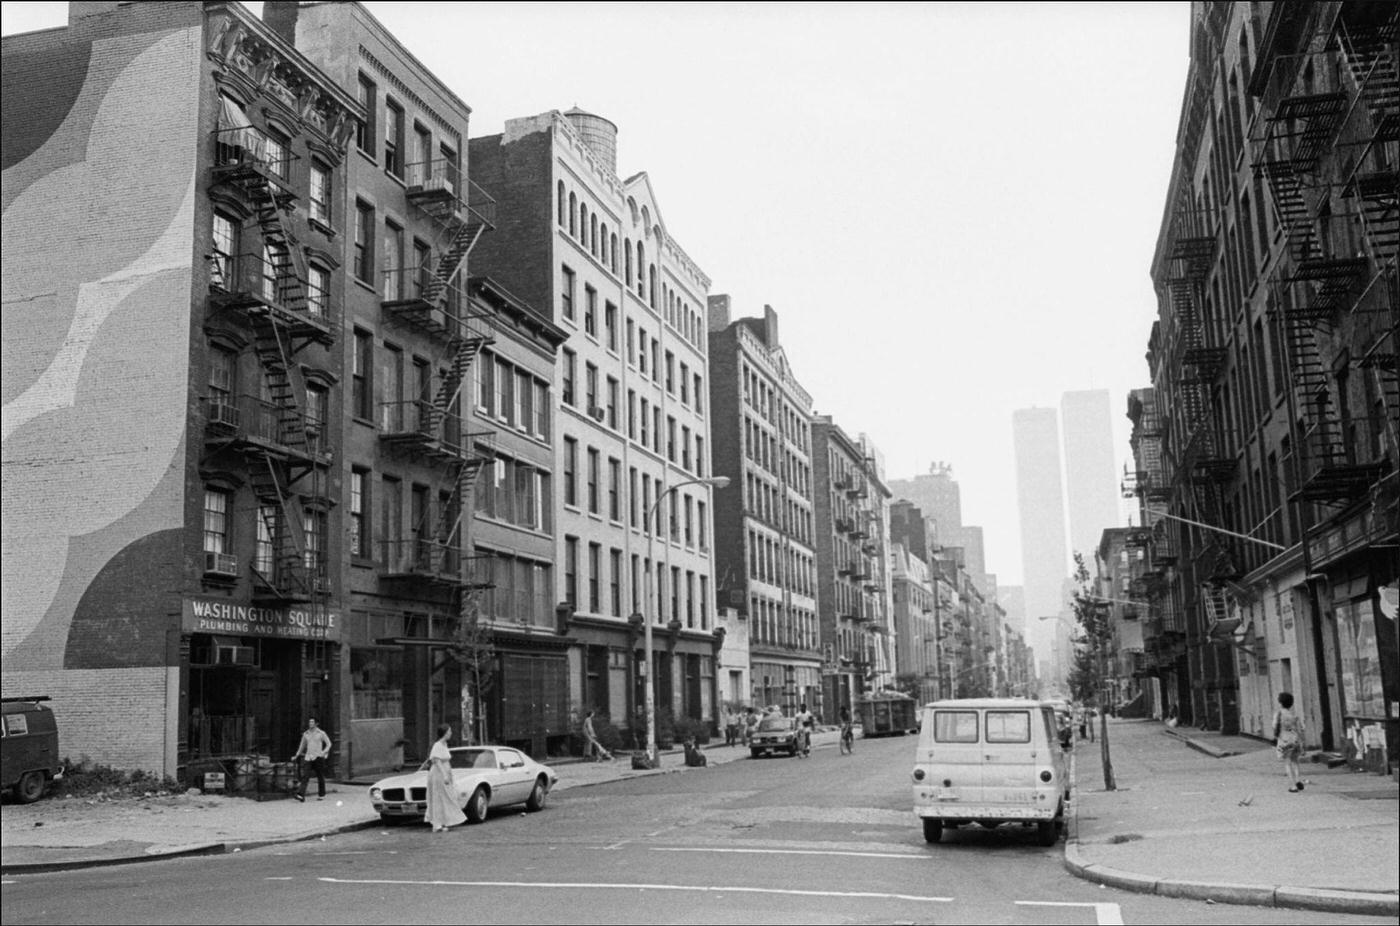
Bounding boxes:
[1039,770,1053,782]
[913,768,925,781]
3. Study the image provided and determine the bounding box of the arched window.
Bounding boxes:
[610,233,618,273]
[624,238,632,286]
[579,203,587,241]
[590,215,598,256]
[648,265,657,308]
[557,181,566,226]
[569,192,577,237]
[636,242,645,297]
[600,222,609,266]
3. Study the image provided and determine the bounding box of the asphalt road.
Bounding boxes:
[2,735,1395,925]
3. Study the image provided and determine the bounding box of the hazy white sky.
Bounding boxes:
[1,1,1190,585]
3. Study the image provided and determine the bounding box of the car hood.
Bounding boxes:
[369,770,429,791]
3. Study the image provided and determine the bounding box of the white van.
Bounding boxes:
[911,698,1069,846]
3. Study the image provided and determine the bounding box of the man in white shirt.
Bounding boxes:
[793,703,815,757]
[292,718,332,802]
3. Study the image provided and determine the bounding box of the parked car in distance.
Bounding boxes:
[1,696,64,804]
[749,713,800,758]
[368,746,557,824]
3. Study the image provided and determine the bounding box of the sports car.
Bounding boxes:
[368,745,557,824]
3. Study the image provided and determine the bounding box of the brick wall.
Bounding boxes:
[468,129,556,319]
[3,668,176,776]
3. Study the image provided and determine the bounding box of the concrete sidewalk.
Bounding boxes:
[1065,717,1399,916]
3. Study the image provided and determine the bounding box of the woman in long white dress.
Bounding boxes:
[425,724,467,832]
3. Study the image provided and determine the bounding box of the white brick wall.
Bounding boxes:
[3,667,175,777]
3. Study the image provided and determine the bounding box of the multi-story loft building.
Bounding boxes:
[469,109,723,742]
[2,0,360,778]
[811,417,892,722]
[275,0,519,773]
[1125,385,1190,718]
[1136,2,1396,766]
[1062,389,1123,562]
[706,300,818,715]
[890,542,934,700]
[1095,527,1147,714]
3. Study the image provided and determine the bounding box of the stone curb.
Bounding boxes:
[1062,742,1399,916]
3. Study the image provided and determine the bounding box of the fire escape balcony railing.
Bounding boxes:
[1292,415,1390,501]
[1180,425,1237,484]
[404,160,498,227]
[378,538,468,586]
[380,267,465,341]
[378,400,478,466]
[253,550,329,602]
[212,127,300,194]
[204,394,328,460]
[209,253,334,338]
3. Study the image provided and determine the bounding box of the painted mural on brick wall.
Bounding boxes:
[1,26,202,669]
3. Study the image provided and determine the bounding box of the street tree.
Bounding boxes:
[1070,551,1115,791]
[442,590,496,745]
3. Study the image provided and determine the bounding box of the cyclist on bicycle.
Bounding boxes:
[794,702,815,757]
[839,705,854,754]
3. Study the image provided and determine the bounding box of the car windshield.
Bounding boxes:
[757,716,790,732]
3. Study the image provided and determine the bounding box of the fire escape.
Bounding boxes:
[206,125,333,603]
[377,156,499,614]
[1254,9,1398,507]
[1124,391,1184,676]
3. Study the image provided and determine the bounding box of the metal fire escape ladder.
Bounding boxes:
[248,454,311,598]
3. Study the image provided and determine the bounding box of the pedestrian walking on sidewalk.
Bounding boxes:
[425,724,466,832]
[583,709,612,761]
[292,717,332,802]
[1272,691,1306,792]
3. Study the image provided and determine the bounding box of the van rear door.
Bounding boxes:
[980,708,1037,807]
[923,707,983,803]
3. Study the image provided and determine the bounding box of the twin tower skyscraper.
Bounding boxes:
[1012,390,1122,657]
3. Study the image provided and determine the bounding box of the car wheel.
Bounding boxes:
[465,785,489,824]
[15,771,45,804]
[922,818,943,844]
[977,819,1001,830]
[788,744,798,757]
[525,776,548,813]
[750,748,762,758]
[1036,819,1058,846]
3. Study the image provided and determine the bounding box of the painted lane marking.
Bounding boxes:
[653,846,926,860]
[319,877,951,903]
[1016,900,1124,926]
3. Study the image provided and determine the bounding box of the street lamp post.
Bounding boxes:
[639,474,729,767]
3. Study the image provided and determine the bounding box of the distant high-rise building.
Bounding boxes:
[1012,407,1070,655]
[1061,389,1121,563]
[888,463,989,596]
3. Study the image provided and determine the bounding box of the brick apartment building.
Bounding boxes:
[2,0,359,779]
[811,418,893,723]
[468,108,724,744]
[706,300,819,715]
[1131,1,1396,770]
